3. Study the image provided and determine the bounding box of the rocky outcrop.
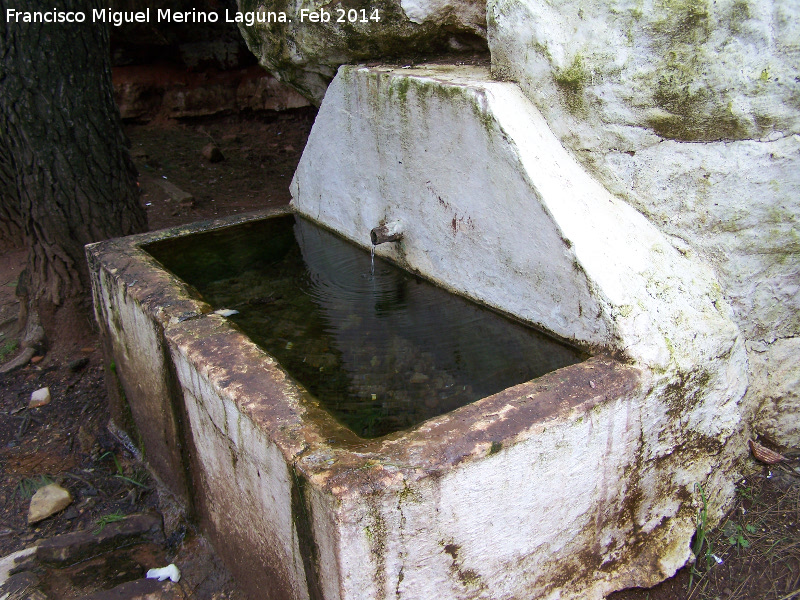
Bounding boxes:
[488,0,800,446]
[109,0,249,69]
[107,0,311,121]
[235,0,488,102]
[113,64,309,122]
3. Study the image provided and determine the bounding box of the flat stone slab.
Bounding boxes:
[152,179,193,204]
[76,578,179,600]
[37,513,164,566]
[0,547,38,586]
[0,570,47,599]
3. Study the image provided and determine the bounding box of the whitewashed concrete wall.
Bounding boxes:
[293,67,607,347]
[330,390,675,600]
[172,344,310,600]
[88,242,206,504]
[236,0,797,446]
[488,0,800,446]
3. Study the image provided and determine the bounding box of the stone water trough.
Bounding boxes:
[88,65,749,600]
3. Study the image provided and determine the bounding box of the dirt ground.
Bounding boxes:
[1,110,798,599]
[129,108,316,229]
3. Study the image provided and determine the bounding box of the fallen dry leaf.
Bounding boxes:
[749,439,787,465]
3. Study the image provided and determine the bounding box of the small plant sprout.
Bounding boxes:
[17,475,54,499]
[93,511,126,534]
[689,482,716,589]
[100,451,124,475]
[100,451,149,489]
[117,467,149,489]
[0,338,18,362]
[737,484,762,505]
[723,521,757,549]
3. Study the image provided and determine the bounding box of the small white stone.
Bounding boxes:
[146,563,181,582]
[29,387,51,408]
[214,309,239,317]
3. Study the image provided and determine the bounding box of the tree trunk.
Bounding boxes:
[0,159,24,251]
[0,0,147,348]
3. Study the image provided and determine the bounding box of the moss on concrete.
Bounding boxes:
[726,0,750,34]
[397,479,423,504]
[647,56,750,141]
[654,0,711,44]
[290,467,324,599]
[554,55,590,115]
[365,497,388,592]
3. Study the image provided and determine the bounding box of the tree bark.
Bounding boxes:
[0,157,24,251]
[0,0,147,314]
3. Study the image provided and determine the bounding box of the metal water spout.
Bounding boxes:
[370,220,403,245]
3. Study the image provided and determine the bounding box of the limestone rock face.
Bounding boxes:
[489,0,800,146]
[235,0,487,102]
[488,0,800,445]
[113,65,310,122]
[749,337,800,446]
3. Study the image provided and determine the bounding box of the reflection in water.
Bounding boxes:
[146,215,585,438]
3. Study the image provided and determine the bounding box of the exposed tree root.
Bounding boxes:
[0,304,45,373]
[0,346,35,373]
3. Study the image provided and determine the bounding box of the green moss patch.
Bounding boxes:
[554,55,589,115]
